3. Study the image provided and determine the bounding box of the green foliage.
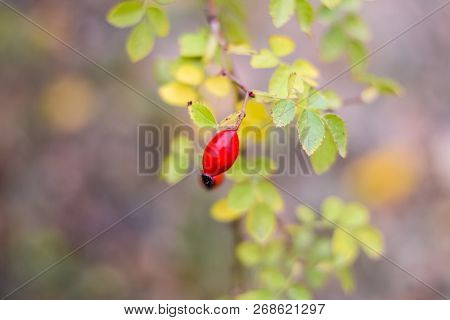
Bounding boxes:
[298,109,326,156]
[272,99,296,127]
[270,0,296,28]
[188,102,217,128]
[107,1,171,62]
[160,135,193,184]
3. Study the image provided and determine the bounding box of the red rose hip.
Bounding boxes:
[200,172,224,190]
[202,129,239,176]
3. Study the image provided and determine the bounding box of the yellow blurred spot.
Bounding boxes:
[41,75,94,132]
[235,100,272,142]
[346,147,420,207]
[174,63,204,86]
[269,35,296,57]
[210,198,243,222]
[203,76,232,97]
[158,81,198,107]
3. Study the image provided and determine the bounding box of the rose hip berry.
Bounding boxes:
[201,172,224,190]
[201,129,239,189]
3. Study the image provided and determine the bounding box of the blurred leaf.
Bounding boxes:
[153,58,174,84]
[250,49,279,69]
[287,284,312,299]
[321,0,341,8]
[226,157,248,182]
[321,196,345,224]
[291,225,315,250]
[322,90,342,109]
[179,29,209,57]
[269,35,296,57]
[270,0,295,27]
[159,81,198,107]
[361,86,379,103]
[160,154,188,184]
[342,14,370,41]
[348,39,367,73]
[332,229,359,266]
[293,59,320,79]
[305,266,328,288]
[188,102,217,128]
[308,91,329,109]
[310,237,332,262]
[236,241,262,266]
[147,6,170,37]
[107,1,144,28]
[210,198,244,222]
[204,76,232,97]
[237,289,274,300]
[288,73,304,97]
[321,24,347,61]
[246,203,276,243]
[337,267,355,293]
[339,202,369,229]
[272,99,296,127]
[260,268,287,289]
[296,0,315,35]
[298,109,325,156]
[252,90,278,103]
[323,114,347,157]
[126,20,154,62]
[296,205,316,224]
[174,63,204,86]
[227,181,255,212]
[354,225,384,258]
[269,65,292,98]
[311,127,338,174]
[255,180,284,212]
[228,44,256,55]
[263,240,285,265]
[360,74,403,96]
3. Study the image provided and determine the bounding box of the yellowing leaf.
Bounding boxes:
[269,35,296,57]
[361,86,379,103]
[235,100,272,142]
[203,76,232,97]
[250,49,279,69]
[272,99,296,127]
[323,114,347,157]
[107,1,144,28]
[321,0,341,9]
[188,102,217,128]
[298,109,326,156]
[210,198,244,222]
[269,65,292,98]
[342,13,370,42]
[296,0,315,35]
[332,229,358,267]
[270,0,296,28]
[159,82,198,107]
[293,59,320,79]
[174,63,204,86]
[228,44,256,55]
[354,225,384,259]
[147,6,170,37]
[236,242,262,266]
[126,20,154,62]
[321,196,344,223]
[311,127,338,174]
[246,203,276,243]
[339,202,369,229]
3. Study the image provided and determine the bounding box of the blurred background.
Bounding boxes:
[1,0,449,299]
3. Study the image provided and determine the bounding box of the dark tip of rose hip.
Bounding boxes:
[201,173,214,190]
[249,91,255,98]
[187,101,193,106]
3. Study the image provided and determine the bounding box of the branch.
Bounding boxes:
[205,0,253,123]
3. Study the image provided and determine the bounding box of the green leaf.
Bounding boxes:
[158,81,198,107]
[342,13,370,41]
[179,29,209,57]
[339,202,369,229]
[305,266,328,288]
[255,180,284,212]
[298,109,325,156]
[269,35,296,57]
[210,198,243,222]
[227,181,255,212]
[263,240,285,265]
[288,73,304,97]
[322,90,342,109]
[293,59,320,79]
[237,289,274,300]
[252,90,278,103]
[354,225,384,259]
[332,229,359,267]
[321,0,341,8]
[174,63,205,86]
[272,99,296,127]
[147,6,170,37]
[296,0,315,35]
[270,0,296,28]
[348,40,367,74]
[296,205,316,224]
[188,102,217,128]
[320,24,347,61]
[107,1,144,28]
[126,20,154,62]
[260,268,287,290]
[311,127,338,174]
[308,91,329,109]
[337,267,355,293]
[246,203,276,243]
[291,226,315,250]
[250,49,279,69]
[321,196,344,224]
[287,284,312,299]
[236,241,262,266]
[323,114,347,157]
[361,74,403,96]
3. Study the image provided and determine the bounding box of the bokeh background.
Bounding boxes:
[1,0,450,299]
